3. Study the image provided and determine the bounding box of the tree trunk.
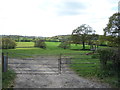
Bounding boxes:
[82,41,85,50]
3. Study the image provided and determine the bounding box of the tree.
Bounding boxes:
[34,39,46,49]
[88,34,99,50]
[104,13,120,47]
[72,24,95,50]
[58,42,70,49]
[102,13,120,85]
[1,37,16,49]
[58,36,71,49]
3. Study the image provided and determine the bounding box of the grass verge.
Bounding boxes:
[2,69,16,89]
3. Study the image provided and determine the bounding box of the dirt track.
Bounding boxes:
[8,56,111,88]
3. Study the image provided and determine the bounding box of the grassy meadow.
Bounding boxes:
[16,42,34,47]
[2,42,118,87]
[3,42,92,58]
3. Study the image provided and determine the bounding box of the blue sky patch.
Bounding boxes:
[56,1,87,16]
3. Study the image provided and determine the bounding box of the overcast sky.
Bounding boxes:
[0,0,119,37]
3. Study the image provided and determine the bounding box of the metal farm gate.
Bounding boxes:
[60,53,100,75]
[4,52,100,75]
[2,52,120,87]
[7,53,61,75]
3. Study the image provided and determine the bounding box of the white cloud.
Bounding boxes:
[0,0,119,37]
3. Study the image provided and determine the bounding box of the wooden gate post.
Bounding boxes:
[58,54,62,74]
[4,56,7,72]
[2,53,4,72]
[6,52,8,71]
[2,52,8,72]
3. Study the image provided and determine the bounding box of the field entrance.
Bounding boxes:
[7,52,99,76]
[4,52,111,88]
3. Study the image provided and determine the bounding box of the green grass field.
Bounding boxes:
[2,42,118,87]
[3,42,92,58]
[16,42,34,47]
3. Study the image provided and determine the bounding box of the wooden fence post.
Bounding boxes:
[2,52,8,72]
[2,53,4,72]
[6,52,8,71]
[58,53,62,74]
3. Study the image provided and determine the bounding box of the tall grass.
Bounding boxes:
[2,69,16,88]
[0,64,2,89]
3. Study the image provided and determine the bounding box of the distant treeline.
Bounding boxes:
[1,35,109,47]
[0,35,71,42]
[1,35,45,42]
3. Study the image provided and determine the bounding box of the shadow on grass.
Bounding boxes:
[70,49,91,51]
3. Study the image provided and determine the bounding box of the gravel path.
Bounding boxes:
[8,56,111,88]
